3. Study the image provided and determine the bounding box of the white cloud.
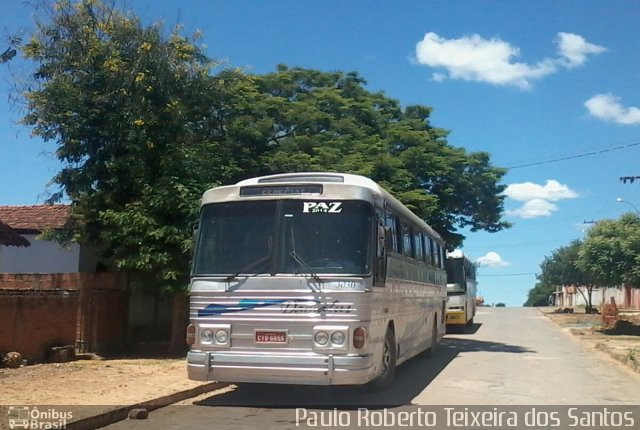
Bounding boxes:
[556,32,606,67]
[504,180,579,219]
[584,93,640,125]
[475,252,511,268]
[506,199,558,218]
[504,180,579,202]
[414,32,604,89]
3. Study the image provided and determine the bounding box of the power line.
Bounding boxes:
[506,142,640,170]
[620,176,640,184]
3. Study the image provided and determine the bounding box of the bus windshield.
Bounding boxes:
[193,200,373,277]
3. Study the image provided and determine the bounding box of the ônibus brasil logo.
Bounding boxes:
[7,406,73,429]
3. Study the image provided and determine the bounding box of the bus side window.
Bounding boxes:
[375,222,387,286]
[425,236,433,265]
[402,223,413,258]
[414,231,424,262]
[384,211,401,253]
[433,241,441,268]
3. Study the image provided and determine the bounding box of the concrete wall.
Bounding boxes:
[0,235,81,273]
[555,285,640,310]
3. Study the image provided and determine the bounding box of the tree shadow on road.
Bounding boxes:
[193,336,536,409]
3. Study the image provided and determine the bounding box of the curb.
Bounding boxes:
[594,342,640,374]
[537,308,640,375]
[65,381,227,430]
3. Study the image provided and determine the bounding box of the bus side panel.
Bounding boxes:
[375,255,447,365]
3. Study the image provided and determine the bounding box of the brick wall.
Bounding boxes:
[0,291,79,362]
[0,273,128,363]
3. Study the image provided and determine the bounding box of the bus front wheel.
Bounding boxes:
[369,327,396,390]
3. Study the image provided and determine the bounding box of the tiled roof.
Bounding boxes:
[0,220,30,247]
[0,205,71,232]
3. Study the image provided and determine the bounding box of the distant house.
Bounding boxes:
[0,205,101,273]
[0,205,129,362]
[553,284,640,310]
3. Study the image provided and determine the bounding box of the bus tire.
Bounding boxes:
[369,327,396,391]
[425,317,438,358]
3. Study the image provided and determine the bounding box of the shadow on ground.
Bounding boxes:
[193,328,535,409]
[446,322,482,335]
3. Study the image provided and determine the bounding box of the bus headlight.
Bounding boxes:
[314,331,329,346]
[215,329,229,344]
[198,324,231,347]
[200,329,214,344]
[313,325,349,350]
[330,331,345,345]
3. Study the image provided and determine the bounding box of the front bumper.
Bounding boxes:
[446,310,466,325]
[187,350,374,385]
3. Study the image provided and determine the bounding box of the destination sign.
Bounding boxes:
[240,185,323,196]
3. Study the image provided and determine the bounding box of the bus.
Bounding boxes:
[186,172,447,388]
[444,250,477,328]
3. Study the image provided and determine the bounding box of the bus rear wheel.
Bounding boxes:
[425,317,438,358]
[369,327,396,390]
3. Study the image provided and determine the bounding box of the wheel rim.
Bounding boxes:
[381,337,391,373]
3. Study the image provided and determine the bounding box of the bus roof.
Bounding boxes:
[236,172,384,192]
[206,172,444,242]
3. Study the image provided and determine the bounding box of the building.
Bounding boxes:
[0,220,29,247]
[0,205,128,362]
[553,284,640,310]
[0,205,102,273]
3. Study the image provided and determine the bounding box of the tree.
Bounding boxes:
[524,281,555,307]
[248,66,511,248]
[577,214,640,288]
[19,0,228,280]
[17,0,242,350]
[536,240,597,312]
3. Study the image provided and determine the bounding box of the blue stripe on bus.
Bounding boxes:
[197,299,288,316]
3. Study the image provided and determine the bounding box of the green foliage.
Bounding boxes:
[19,0,225,290]
[523,281,555,306]
[537,240,589,287]
[577,214,640,287]
[17,1,510,293]
[530,215,640,310]
[1,34,21,63]
[248,66,511,247]
[534,240,596,310]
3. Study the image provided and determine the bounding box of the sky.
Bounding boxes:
[1,0,639,306]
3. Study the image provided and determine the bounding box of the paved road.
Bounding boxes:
[105,307,640,429]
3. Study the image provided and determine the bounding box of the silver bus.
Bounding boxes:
[186,172,447,388]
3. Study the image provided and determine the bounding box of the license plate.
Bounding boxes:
[255,330,287,344]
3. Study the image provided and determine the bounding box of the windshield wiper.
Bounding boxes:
[225,254,271,281]
[289,250,323,292]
